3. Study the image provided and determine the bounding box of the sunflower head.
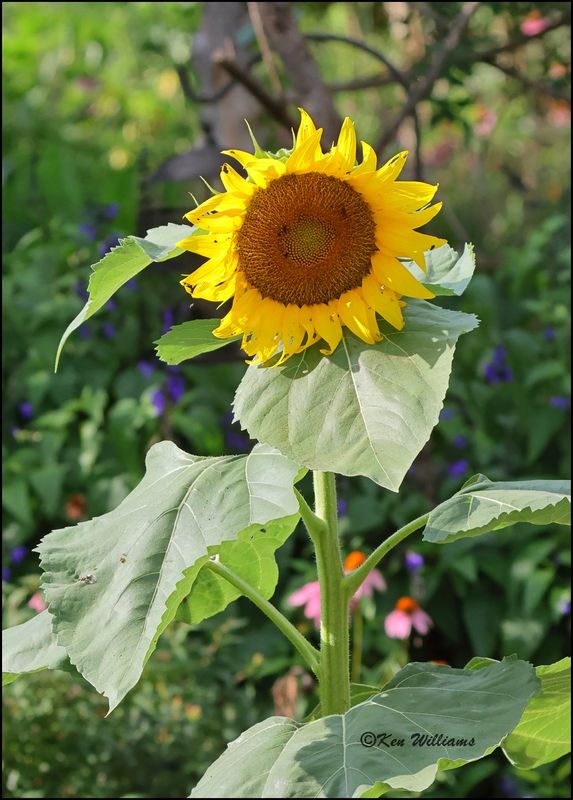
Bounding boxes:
[178,109,446,365]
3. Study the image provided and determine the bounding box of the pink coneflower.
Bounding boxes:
[27,592,47,614]
[288,580,321,628]
[344,551,386,612]
[385,596,432,639]
[520,11,551,37]
[288,551,386,629]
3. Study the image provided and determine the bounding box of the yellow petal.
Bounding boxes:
[312,304,342,355]
[362,276,404,330]
[372,253,435,299]
[350,140,378,177]
[286,128,324,173]
[322,117,357,176]
[220,163,256,196]
[337,292,380,345]
[213,309,242,339]
[276,304,306,364]
[177,234,233,257]
[295,108,318,146]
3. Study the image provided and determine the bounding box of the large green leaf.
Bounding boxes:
[234,301,478,490]
[177,515,299,625]
[55,223,192,369]
[37,442,299,711]
[2,610,68,686]
[155,318,240,365]
[503,658,571,769]
[423,474,571,544]
[405,243,476,296]
[190,659,538,798]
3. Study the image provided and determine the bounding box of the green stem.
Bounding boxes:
[205,559,320,677]
[343,513,429,596]
[351,607,363,684]
[312,471,351,716]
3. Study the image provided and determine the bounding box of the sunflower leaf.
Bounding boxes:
[37,442,299,711]
[2,610,69,686]
[234,301,478,491]
[155,319,240,365]
[55,223,192,370]
[176,514,299,625]
[423,476,571,544]
[190,659,538,798]
[502,658,571,769]
[405,243,476,296]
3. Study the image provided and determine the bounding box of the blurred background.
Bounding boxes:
[2,2,571,798]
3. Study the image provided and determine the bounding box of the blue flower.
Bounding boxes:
[405,551,424,574]
[559,599,571,616]
[447,459,470,478]
[104,202,119,220]
[543,326,556,341]
[549,395,570,410]
[453,435,468,449]
[2,566,11,582]
[106,299,117,312]
[166,373,185,403]
[484,346,513,384]
[337,499,348,517]
[162,309,175,334]
[79,325,92,339]
[18,402,34,421]
[151,389,166,416]
[10,545,28,564]
[102,323,116,339]
[439,407,455,421]
[79,223,97,240]
[138,361,155,378]
[226,431,250,452]
[125,277,138,292]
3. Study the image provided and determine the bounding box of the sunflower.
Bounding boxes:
[178,109,446,365]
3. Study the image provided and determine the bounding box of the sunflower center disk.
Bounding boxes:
[237,172,377,306]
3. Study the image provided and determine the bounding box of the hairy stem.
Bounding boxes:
[205,559,320,676]
[312,471,351,715]
[351,607,363,684]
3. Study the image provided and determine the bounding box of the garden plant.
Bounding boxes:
[2,108,571,798]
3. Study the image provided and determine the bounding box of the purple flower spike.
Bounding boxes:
[337,499,348,517]
[405,551,424,574]
[98,233,121,258]
[167,373,185,403]
[439,408,455,421]
[2,566,11,582]
[104,202,119,220]
[138,361,155,378]
[151,389,166,416]
[448,459,470,479]
[125,277,138,292]
[559,599,571,616]
[226,431,250,452]
[162,309,175,334]
[18,402,34,421]
[106,299,117,312]
[544,326,556,341]
[102,323,116,339]
[10,545,28,564]
[79,223,97,240]
[484,346,513,384]
[453,435,468,449]
[79,325,92,339]
[549,396,570,410]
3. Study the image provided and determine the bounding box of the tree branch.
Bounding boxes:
[256,2,341,144]
[375,1,480,155]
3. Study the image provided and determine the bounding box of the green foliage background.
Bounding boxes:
[2,2,570,798]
